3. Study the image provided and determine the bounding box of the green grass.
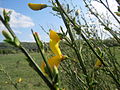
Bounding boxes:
[0,53,49,90]
[0,46,120,90]
[113,46,120,59]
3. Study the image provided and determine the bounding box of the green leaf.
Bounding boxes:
[3,39,15,46]
[52,7,60,12]
[57,33,66,39]
[89,80,98,86]
[5,16,10,23]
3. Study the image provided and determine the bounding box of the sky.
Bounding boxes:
[0,0,65,42]
[0,0,119,42]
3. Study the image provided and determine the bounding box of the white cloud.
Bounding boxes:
[13,29,22,34]
[0,8,35,29]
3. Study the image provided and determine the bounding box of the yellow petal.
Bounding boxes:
[49,30,62,56]
[49,30,61,42]
[28,3,47,11]
[50,39,62,56]
[95,59,102,68]
[40,55,63,75]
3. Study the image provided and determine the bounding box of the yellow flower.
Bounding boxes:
[40,30,68,75]
[49,30,62,56]
[95,59,102,68]
[5,81,8,84]
[28,3,47,11]
[17,78,23,83]
[41,55,67,75]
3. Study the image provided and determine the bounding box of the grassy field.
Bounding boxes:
[0,53,49,90]
[0,46,120,90]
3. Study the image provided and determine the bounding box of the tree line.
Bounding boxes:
[0,38,119,54]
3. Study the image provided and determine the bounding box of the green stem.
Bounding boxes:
[99,0,120,24]
[0,15,56,90]
[55,0,90,87]
[55,0,120,88]
[0,15,16,38]
[20,46,56,90]
[83,0,120,45]
[55,0,106,66]
[31,30,53,80]
[82,1,120,88]
[108,68,120,89]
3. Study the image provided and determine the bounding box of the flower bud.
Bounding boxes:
[17,78,22,83]
[2,30,13,41]
[75,9,80,16]
[95,59,102,68]
[33,32,44,52]
[115,12,120,16]
[28,3,48,11]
